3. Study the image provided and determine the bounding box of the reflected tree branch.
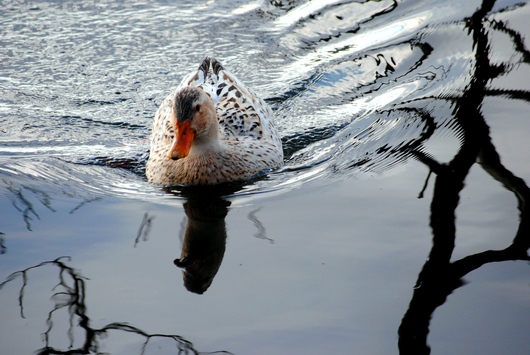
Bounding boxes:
[0,257,232,355]
[2,179,105,233]
[134,212,155,247]
[0,232,6,255]
[398,0,530,353]
[69,197,102,215]
[490,18,530,64]
[248,207,274,244]
[5,181,41,231]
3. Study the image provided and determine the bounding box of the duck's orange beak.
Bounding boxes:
[168,120,194,160]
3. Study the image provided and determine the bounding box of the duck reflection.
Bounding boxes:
[165,183,246,294]
[398,0,530,353]
[174,193,230,294]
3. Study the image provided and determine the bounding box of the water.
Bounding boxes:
[1,0,530,353]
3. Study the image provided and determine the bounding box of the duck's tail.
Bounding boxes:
[199,57,224,76]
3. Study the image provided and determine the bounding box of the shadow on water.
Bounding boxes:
[398,0,530,353]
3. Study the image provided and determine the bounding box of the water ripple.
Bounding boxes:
[0,0,528,203]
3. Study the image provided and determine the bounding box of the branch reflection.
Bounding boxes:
[398,0,530,353]
[0,257,232,354]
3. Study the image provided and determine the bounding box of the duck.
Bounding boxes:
[146,57,284,185]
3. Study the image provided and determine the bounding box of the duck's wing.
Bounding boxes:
[194,57,277,141]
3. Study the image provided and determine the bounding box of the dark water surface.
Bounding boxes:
[1,0,530,354]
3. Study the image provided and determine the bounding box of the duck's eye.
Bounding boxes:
[195,105,201,112]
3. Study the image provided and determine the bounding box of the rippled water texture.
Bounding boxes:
[1,0,530,354]
[3,0,525,198]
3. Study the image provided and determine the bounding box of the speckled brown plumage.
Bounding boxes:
[146,57,283,185]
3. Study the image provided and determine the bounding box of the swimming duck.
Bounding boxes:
[146,57,284,185]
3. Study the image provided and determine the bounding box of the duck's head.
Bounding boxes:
[167,87,217,160]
